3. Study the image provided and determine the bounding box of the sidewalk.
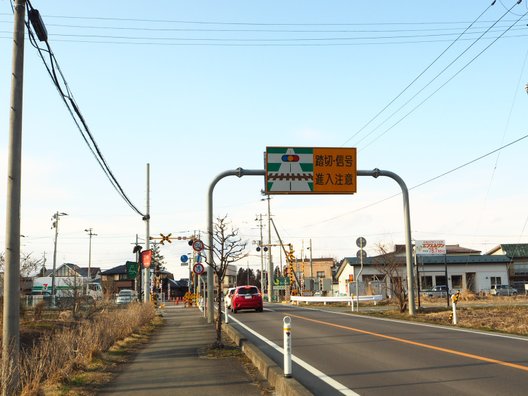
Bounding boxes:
[99,305,266,395]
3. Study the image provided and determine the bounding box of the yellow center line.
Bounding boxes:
[288,312,528,373]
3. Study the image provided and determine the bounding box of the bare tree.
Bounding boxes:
[205,216,248,348]
[0,251,42,277]
[373,244,407,313]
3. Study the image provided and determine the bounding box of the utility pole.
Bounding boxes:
[309,239,313,279]
[256,214,264,292]
[51,212,67,306]
[84,228,97,281]
[3,2,25,393]
[264,195,273,302]
[143,163,151,303]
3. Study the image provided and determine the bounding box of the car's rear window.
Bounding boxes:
[237,287,259,295]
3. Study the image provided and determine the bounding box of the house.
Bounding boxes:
[336,244,510,297]
[486,244,528,285]
[291,257,337,292]
[100,264,175,298]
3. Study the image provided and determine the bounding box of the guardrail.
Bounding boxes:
[290,295,384,306]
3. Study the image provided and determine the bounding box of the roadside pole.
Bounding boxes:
[143,163,150,303]
[2,1,25,394]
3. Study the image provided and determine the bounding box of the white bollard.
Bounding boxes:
[451,291,460,325]
[224,297,229,324]
[283,316,292,378]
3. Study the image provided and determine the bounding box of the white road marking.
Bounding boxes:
[227,312,360,396]
[276,304,528,342]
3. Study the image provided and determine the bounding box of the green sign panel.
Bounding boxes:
[126,261,139,279]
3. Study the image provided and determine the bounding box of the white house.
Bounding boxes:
[336,244,510,297]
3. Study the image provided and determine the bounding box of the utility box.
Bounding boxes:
[320,278,332,292]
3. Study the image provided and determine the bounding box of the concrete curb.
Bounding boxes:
[223,322,313,396]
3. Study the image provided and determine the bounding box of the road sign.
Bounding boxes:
[193,263,205,275]
[416,240,446,255]
[356,237,367,248]
[265,147,357,194]
[126,261,138,279]
[192,239,205,252]
[356,250,367,260]
[180,254,189,263]
[141,249,152,268]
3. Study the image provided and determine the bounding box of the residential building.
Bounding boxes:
[487,244,528,285]
[336,244,510,297]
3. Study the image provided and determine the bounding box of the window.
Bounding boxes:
[420,276,433,289]
[451,275,462,289]
[317,271,325,279]
[490,276,501,286]
[435,276,446,286]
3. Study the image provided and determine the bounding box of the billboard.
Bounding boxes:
[415,240,446,255]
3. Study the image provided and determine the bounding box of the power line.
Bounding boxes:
[311,132,528,226]
[360,5,528,150]
[0,12,524,27]
[23,1,145,217]
[341,1,497,147]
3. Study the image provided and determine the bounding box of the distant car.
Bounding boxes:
[231,285,263,313]
[225,287,236,309]
[116,289,138,305]
[421,285,449,298]
[490,285,518,296]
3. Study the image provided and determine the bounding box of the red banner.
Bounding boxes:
[141,249,153,268]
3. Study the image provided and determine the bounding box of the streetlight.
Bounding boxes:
[51,211,68,306]
[84,228,97,281]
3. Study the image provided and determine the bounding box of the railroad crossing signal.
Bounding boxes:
[149,233,196,245]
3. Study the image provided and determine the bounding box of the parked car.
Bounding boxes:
[490,284,518,296]
[224,287,236,309]
[231,285,263,313]
[116,289,138,305]
[421,285,449,298]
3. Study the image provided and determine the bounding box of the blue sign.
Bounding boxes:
[180,255,189,263]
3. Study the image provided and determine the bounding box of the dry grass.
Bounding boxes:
[371,295,528,336]
[1,302,158,395]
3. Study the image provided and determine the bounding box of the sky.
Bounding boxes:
[1,0,527,280]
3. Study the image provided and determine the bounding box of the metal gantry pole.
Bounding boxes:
[2,2,25,393]
[357,169,415,316]
[207,168,265,323]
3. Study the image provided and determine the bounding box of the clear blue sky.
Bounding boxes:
[1,0,527,279]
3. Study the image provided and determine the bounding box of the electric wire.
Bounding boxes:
[361,6,528,150]
[310,132,528,227]
[341,1,497,147]
[356,1,524,149]
[23,0,145,217]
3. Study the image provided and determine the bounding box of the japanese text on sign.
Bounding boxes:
[415,240,446,255]
[266,147,357,194]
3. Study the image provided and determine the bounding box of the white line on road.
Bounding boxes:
[226,312,360,396]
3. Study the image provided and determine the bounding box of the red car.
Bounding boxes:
[231,285,263,313]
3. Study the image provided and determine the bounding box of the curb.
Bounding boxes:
[223,322,313,396]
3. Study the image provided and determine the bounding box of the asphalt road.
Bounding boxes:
[226,303,528,396]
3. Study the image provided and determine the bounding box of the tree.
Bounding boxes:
[373,244,407,313]
[205,216,248,348]
[0,251,42,277]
